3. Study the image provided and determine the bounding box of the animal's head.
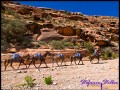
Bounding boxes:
[45,51,52,56]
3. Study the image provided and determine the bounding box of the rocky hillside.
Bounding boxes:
[1,1,119,52]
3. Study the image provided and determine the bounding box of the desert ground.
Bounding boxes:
[1,54,119,90]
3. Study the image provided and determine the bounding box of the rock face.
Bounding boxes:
[37,28,64,41]
[17,7,33,15]
[26,22,42,34]
[2,1,119,47]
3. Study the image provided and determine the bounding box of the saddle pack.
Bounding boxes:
[35,53,42,58]
[74,52,80,57]
[13,53,20,59]
[57,53,64,58]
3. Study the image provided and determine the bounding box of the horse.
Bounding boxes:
[70,52,84,65]
[45,51,68,67]
[27,51,50,69]
[89,48,101,64]
[89,54,100,64]
[4,54,28,71]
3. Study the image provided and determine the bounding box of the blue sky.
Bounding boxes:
[17,1,119,17]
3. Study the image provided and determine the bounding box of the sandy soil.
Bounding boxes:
[1,57,119,90]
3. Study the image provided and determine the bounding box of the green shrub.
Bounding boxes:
[1,17,32,50]
[44,76,53,85]
[21,37,33,48]
[84,41,94,53]
[50,40,79,49]
[1,39,10,52]
[24,75,36,87]
[102,53,109,60]
[64,42,74,48]
[50,40,65,49]
[38,41,47,45]
[4,8,20,19]
[103,47,112,53]
[33,44,40,49]
[101,47,119,60]
[16,75,36,87]
[111,52,119,59]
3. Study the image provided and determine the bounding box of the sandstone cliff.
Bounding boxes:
[1,1,119,50]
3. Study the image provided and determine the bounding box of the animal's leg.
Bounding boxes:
[4,61,9,71]
[63,58,66,65]
[38,61,42,68]
[81,59,84,65]
[55,59,59,67]
[17,62,22,69]
[78,59,81,65]
[82,60,84,65]
[56,61,59,67]
[70,57,73,65]
[38,60,43,68]
[43,60,48,67]
[28,60,33,68]
[10,62,15,70]
[90,56,93,64]
[60,59,64,66]
[33,60,37,69]
[52,58,54,67]
[74,58,77,65]
[52,60,54,67]
[22,61,27,68]
[97,56,100,63]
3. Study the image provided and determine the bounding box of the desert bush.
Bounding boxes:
[50,40,65,49]
[1,39,10,52]
[4,8,20,19]
[50,40,76,49]
[21,37,33,48]
[102,52,109,60]
[38,41,47,45]
[100,47,118,60]
[24,76,36,87]
[1,18,27,42]
[44,76,53,85]
[33,44,40,49]
[16,75,36,87]
[84,41,94,53]
[64,42,74,48]
[1,17,32,50]
[111,52,119,59]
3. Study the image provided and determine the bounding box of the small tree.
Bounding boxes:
[1,17,32,50]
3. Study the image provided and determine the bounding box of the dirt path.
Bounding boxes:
[1,58,119,90]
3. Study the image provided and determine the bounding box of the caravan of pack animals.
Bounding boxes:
[1,1,119,90]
